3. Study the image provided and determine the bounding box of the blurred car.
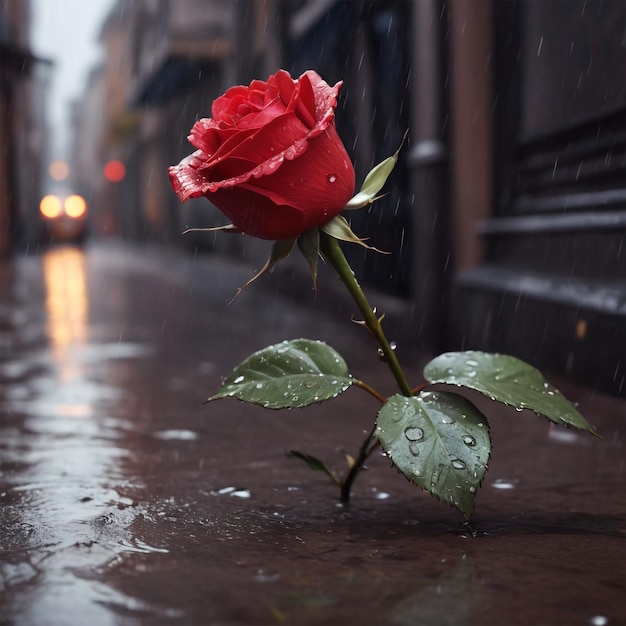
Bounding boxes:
[39,192,89,244]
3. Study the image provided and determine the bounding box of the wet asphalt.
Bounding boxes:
[0,240,624,626]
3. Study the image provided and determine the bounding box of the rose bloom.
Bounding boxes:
[169,69,355,240]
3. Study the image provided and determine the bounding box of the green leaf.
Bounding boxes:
[376,392,491,517]
[288,450,340,485]
[423,351,599,436]
[345,129,407,210]
[207,339,353,409]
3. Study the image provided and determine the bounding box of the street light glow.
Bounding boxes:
[49,160,70,181]
[65,195,87,218]
[104,160,126,182]
[40,195,63,218]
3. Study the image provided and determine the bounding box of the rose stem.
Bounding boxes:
[339,421,380,503]
[319,231,413,397]
[319,231,413,504]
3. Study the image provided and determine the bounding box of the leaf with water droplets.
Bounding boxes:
[423,351,599,436]
[207,339,353,409]
[376,392,491,517]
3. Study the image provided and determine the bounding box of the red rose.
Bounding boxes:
[169,69,355,240]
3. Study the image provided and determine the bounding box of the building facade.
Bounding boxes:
[73,0,625,395]
[0,0,50,256]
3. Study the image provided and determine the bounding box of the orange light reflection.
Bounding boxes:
[43,247,89,384]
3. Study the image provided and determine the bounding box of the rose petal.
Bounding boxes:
[169,69,356,241]
[207,186,307,239]
[295,72,317,129]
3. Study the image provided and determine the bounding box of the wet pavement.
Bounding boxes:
[1,241,624,626]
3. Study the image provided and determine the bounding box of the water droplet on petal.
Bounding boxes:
[327,174,337,183]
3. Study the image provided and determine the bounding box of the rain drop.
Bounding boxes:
[408,443,421,457]
[451,459,467,470]
[327,174,337,183]
[234,375,245,384]
[404,426,424,442]
[462,435,476,447]
[465,359,479,367]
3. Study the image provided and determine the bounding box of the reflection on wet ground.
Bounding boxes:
[1,242,624,625]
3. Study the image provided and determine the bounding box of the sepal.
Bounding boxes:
[183,224,242,235]
[297,228,321,292]
[344,130,407,210]
[229,238,297,304]
[320,215,388,252]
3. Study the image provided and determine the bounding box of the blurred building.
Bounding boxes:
[0,0,51,256]
[72,0,625,395]
[71,64,107,233]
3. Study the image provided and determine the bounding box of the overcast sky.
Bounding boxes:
[31,0,114,158]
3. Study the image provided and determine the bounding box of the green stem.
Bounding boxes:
[320,231,414,504]
[319,232,413,397]
[340,423,379,503]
